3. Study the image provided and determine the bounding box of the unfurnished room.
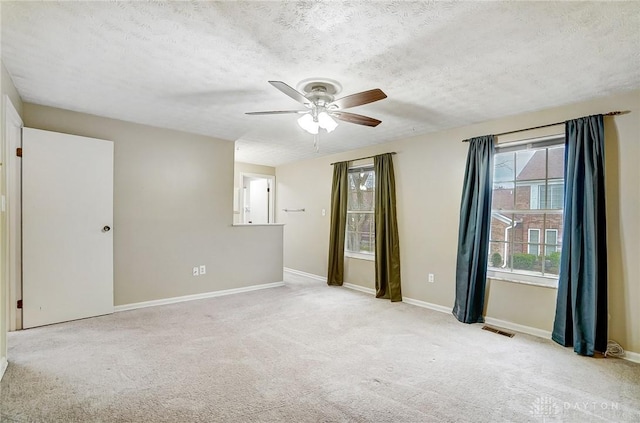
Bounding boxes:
[0,1,639,422]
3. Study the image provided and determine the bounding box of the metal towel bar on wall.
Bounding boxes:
[282,208,305,212]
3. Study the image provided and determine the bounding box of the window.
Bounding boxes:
[545,229,558,255]
[531,182,564,209]
[539,183,564,209]
[488,136,564,287]
[527,229,540,255]
[346,166,375,259]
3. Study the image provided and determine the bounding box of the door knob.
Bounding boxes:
[102,225,111,232]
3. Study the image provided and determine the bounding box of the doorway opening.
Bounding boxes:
[240,173,275,224]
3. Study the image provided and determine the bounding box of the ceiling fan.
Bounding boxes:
[246,78,387,135]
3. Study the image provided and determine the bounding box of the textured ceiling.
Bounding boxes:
[2,1,639,166]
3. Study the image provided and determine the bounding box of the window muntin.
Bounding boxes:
[346,167,375,258]
[488,140,564,286]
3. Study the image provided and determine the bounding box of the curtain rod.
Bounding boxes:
[330,152,396,166]
[462,111,625,142]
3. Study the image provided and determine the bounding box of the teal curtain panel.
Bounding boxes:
[552,115,608,356]
[453,135,494,323]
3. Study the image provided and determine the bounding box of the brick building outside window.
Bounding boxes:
[488,138,564,286]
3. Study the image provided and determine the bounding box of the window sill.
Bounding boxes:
[487,270,558,289]
[345,251,375,261]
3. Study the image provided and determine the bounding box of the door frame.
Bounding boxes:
[239,172,275,224]
[3,95,23,332]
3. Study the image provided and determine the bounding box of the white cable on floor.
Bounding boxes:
[605,340,625,358]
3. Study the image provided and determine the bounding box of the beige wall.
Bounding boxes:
[233,162,276,224]
[1,59,24,374]
[23,103,283,306]
[276,89,640,354]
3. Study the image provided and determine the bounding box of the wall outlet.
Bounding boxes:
[322,208,326,216]
[192,266,199,276]
[199,265,206,275]
[428,273,435,283]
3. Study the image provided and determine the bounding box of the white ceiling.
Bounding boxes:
[2,1,639,166]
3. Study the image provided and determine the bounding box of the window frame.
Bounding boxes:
[345,165,375,261]
[487,135,565,288]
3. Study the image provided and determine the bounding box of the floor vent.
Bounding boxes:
[482,325,515,338]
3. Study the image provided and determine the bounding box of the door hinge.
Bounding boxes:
[17,299,22,309]
[267,188,270,193]
[16,147,22,157]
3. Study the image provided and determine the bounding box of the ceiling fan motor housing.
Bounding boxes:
[307,87,334,108]
[297,78,342,108]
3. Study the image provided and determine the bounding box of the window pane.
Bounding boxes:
[513,214,544,272]
[348,170,374,211]
[492,182,514,210]
[544,252,561,276]
[490,213,513,242]
[515,150,542,181]
[544,228,561,270]
[515,183,533,210]
[489,241,507,269]
[550,183,564,209]
[528,229,540,243]
[547,146,565,179]
[346,212,374,253]
[494,152,515,182]
[545,214,563,252]
[539,183,564,209]
[528,229,540,255]
[512,242,539,271]
[545,229,557,245]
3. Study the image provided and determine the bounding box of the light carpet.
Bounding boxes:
[1,274,639,422]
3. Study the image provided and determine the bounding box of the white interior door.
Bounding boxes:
[248,178,269,224]
[240,173,274,224]
[22,128,114,328]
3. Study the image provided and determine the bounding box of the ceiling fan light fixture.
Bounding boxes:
[297,113,319,134]
[318,112,338,133]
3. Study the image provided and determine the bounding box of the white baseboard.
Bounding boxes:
[402,297,453,315]
[0,357,7,381]
[283,267,326,283]
[483,317,552,339]
[622,350,640,364]
[343,283,375,295]
[114,281,285,312]
[342,281,452,315]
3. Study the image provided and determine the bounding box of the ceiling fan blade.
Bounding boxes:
[330,88,387,110]
[332,111,382,127]
[245,110,307,115]
[268,81,311,105]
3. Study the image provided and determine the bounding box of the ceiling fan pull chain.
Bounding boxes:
[314,134,320,153]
